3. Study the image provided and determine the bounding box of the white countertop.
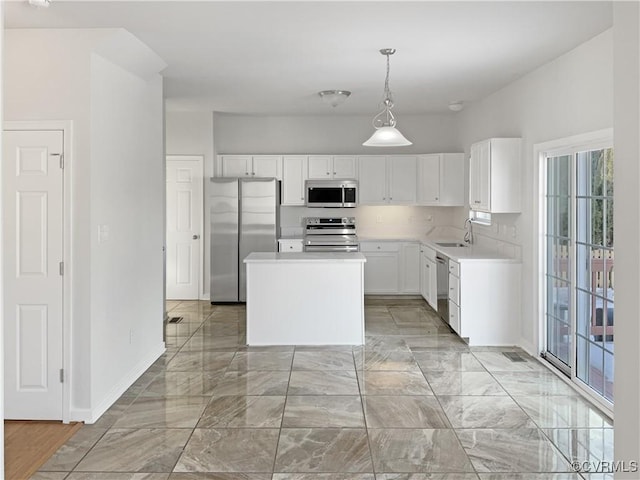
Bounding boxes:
[359,234,519,263]
[244,252,366,263]
[422,238,518,262]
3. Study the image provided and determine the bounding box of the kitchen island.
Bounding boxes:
[243,252,366,345]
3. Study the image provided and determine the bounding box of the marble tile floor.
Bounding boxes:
[33,298,614,480]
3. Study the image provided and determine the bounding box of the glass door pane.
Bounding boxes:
[575,148,614,402]
[545,154,572,371]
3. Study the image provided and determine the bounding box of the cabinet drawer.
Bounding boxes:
[420,244,437,262]
[448,273,460,304]
[360,242,400,253]
[278,239,303,252]
[448,260,460,277]
[448,301,461,335]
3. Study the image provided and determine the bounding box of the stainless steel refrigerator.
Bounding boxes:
[210,177,280,302]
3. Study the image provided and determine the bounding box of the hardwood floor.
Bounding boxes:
[4,420,82,480]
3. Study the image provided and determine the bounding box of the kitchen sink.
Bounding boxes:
[436,242,468,248]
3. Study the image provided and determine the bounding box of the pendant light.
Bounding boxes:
[363,48,412,147]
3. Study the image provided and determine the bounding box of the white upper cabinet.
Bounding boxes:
[253,155,282,178]
[417,153,465,206]
[358,155,417,205]
[332,156,358,179]
[219,155,252,177]
[469,138,521,213]
[218,155,282,179]
[358,156,387,205]
[307,155,357,179]
[281,155,308,206]
[388,156,417,204]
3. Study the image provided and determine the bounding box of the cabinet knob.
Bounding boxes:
[333,172,336,175]
[390,197,393,200]
[252,172,256,176]
[192,234,199,240]
[326,172,330,175]
[435,197,438,200]
[245,172,249,176]
[377,246,381,249]
[301,197,304,200]
[474,200,481,204]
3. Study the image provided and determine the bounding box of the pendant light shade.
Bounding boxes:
[363,48,412,147]
[363,126,412,147]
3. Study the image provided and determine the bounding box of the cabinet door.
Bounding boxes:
[220,155,251,177]
[469,143,481,208]
[440,153,465,206]
[308,155,332,179]
[387,156,417,204]
[401,243,420,293]
[358,156,387,204]
[252,155,282,179]
[363,253,400,293]
[281,156,307,205]
[420,251,429,301]
[470,141,491,211]
[426,257,438,311]
[333,156,357,179]
[417,154,441,204]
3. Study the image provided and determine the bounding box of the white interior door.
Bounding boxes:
[3,130,64,420]
[166,156,203,300]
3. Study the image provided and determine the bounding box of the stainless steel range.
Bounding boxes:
[304,217,359,253]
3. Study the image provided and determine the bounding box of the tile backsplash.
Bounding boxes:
[280,205,467,238]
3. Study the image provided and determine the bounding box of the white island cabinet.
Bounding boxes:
[244,252,366,345]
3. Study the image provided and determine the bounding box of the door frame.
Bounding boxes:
[166,154,205,300]
[4,120,73,423]
[533,128,614,417]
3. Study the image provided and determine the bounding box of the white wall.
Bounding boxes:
[457,29,614,352]
[612,3,640,475]
[89,52,165,412]
[4,28,166,421]
[213,113,461,157]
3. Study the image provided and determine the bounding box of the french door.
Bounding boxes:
[543,135,614,406]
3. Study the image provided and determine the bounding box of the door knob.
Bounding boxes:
[193,235,200,240]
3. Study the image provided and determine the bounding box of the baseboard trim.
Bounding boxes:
[69,342,166,424]
[518,338,537,357]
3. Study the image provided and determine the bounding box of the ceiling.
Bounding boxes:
[5,1,613,115]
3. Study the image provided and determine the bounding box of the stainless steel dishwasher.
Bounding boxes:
[435,254,449,324]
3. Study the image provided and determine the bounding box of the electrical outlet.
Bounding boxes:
[425,215,433,222]
[376,215,383,223]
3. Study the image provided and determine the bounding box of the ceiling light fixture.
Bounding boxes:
[28,0,51,7]
[363,48,412,147]
[319,90,351,108]
[449,101,464,112]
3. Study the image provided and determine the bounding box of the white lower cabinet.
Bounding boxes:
[361,241,420,294]
[447,258,521,346]
[420,244,437,310]
[400,243,420,294]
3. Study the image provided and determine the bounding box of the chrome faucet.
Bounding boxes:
[464,218,474,245]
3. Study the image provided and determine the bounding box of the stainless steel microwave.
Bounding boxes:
[305,180,358,208]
